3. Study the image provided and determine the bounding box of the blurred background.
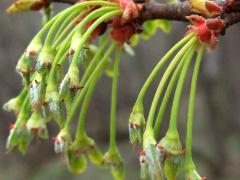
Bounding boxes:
[1,0,240,180]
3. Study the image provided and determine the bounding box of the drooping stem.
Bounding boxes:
[145,37,197,132]
[80,38,109,84]
[14,95,31,126]
[69,9,121,67]
[75,42,111,137]
[185,47,204,167]
[64,44,116,132]
[53,9,83,47]
[135,33,194,104]
[109,48,122,151]
[153,49,188,137]
[167,44,197,136]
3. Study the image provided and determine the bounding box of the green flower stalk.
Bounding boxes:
[5,0,219,178]
[158,44,197,156]
[185,47,206,180]
[103,49,125,180]
[129,33,194,144]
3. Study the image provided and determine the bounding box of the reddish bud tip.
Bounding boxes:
[182,148,186,156]
[138,149,145,156]
[28,51,37,57]
[41,128,46,134]
[9,123,15,130]
[61,135,65,141]
[32,128,39,136]
[67,49,75,56]
[206,18,225,30]
[134,123,140,129]
[51,136,57,141]
[72,149,79,156]
[205,1,222,14]
[201,177,207,180]
[157,145,164,153]
[31,0,48,11]
[130,123,134,128]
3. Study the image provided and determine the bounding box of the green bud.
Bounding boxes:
[145,144,164,180]
[7,120,31,154]
[54,129,71,153]
[26,37,43,59]
[68,65,80,90]
[164,156,182,180]
[45,82,64,127]
[36,47,55,70]
[29,72,45,111]
[69,32,82,56]
[158,132,182,156]
[103,149,125,180]
[26,111,48,139]
[16,54,31,83]
[129,102,146,144]
[71,135,103,166]
[60,64,80,93]
[67,150,87,174]
[3,97,22,114]
[87,145,104,167]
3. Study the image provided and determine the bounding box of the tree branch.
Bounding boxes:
[51,0,240,29]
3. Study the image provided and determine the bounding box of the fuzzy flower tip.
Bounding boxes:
[187,15,225,49]
[26,111,49,139]
[7,0,49,14]
[53,129,71,153]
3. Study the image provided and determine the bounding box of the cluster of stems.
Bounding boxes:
[5,0,228,179]
[129,32,207,180]
[4,1,128,179]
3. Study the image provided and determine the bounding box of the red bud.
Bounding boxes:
[205,1,222,14]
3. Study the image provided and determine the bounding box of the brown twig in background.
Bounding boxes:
[51,0,240,30]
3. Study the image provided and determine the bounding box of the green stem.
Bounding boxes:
[80,38,109,84]
[51,8,115,83]
[185,47,204,166]
[145,37,197,131]
[153,49,188,137]
[69,9,121,67]
[64,44,116,132]
[136,33,194,104]
[15,95,31,126]
[109,48,122,151]
[65,39,110,132]
[43,8,77,48]
[167,44,197,135]
[41,6,52,25]
[53,9,83,47]
[48,29,76,83]
[44,1,119,48]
